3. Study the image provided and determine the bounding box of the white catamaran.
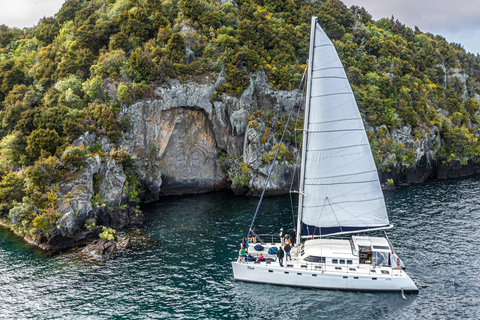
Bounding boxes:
[231,17,418,292]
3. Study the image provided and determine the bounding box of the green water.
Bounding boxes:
[1,177,480,319]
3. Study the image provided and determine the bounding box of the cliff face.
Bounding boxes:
[112,70,480,199]
[115,72,480,202]
[117,71,300,200]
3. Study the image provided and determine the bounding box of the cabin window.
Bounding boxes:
[312,274,317,277]
[304,256,326,263]
[354,277,359,279]
[268,270,273,273]
[373,245,390,250]
[372,252,391,267]
[340,260,345,264]
[343,276,348,279]
[347,260,353,265]
[332,259,338,264]
[335,267,342,270]
[297,273,302,276]
[284,272,289,274]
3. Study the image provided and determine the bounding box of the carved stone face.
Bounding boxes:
[158,108,221,192]
[169,138,213,179]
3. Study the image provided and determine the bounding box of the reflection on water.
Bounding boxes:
[1,176,480,319]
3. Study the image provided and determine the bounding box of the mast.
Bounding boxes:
[296,16,317,246]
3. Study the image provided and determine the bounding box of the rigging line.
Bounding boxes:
[313,43,334,49]
[312,66,344,71]
[304,196,385,207]
[312,196,329,237]
[311,92,352,98]
[309,118,362,124]
[305,179,378,186]
[307,128,365,133]
[324,198,374,228]
[327,197,343,234]
[289,75,307,231]
[312,76,347,80]
[306,143,370,152]
[308,151,373,178]
[246,66,308,239]
[320,197,381,227]
[304,168,378,180]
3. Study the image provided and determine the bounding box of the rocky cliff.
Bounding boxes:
[116,71,301,200]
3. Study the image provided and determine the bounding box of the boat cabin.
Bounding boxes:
[352,236,392,267]
[300,236,393,267]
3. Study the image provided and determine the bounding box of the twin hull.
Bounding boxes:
[231,261,418,292]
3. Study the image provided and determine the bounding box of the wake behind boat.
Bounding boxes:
[231,17,418,293]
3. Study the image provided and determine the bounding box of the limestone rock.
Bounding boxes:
[80,238,118,260]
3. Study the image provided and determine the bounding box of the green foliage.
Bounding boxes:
[83,103,122,143]
[61,146,87,171]
[31,207,58,237]
[25,156,64,191]
[0,172,25,204]
[0,133,28,166]
[26,129,62,160]
[261,143,294,165]
[99,226,116,241]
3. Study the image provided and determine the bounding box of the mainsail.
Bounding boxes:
[298,18,390,237]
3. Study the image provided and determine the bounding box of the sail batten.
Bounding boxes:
[299,18,389,236]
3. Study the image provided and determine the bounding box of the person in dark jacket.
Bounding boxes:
[290,228,296,246]
[284,243,292,261]
[277,246,285,267]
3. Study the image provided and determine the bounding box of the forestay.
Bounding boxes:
[299,19,390,236]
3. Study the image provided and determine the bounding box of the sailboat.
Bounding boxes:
[231,17,418,292]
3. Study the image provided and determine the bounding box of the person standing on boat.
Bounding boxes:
[239,246,247,261]
[284,242,292,261]
[285,235,291,246]
[279,228,286,246]
[290,228,296,246]
[242,237,249,252]
[277,246,285,267]
[250,226,258,243]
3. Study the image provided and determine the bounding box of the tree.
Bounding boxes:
[26,129,62,159]
[0,172,25,204]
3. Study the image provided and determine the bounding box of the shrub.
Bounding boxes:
[26,128,62,159]
[0,172,25,204]
[61,146,87,171]
[25,156,63,190]
[99,226,116,240]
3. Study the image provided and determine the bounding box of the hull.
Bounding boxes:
[232,260,418,292]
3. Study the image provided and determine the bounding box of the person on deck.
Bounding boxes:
[239,246,247,261]
[284,242,292,261]
[279,228,286,246]
[277,246,285,267]
[290,228,296,246]
[285,235,291,246]
[242,237,249,252]
[250,227,258,243]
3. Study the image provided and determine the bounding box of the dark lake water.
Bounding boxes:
[1,176,480,319]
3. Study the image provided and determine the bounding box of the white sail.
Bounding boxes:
[299,19,390,236]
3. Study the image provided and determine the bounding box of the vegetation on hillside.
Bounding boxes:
[0,0,480,231]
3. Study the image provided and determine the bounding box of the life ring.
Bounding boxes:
[397,257,401,266]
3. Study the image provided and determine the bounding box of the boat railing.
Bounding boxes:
[249,233,283,246]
